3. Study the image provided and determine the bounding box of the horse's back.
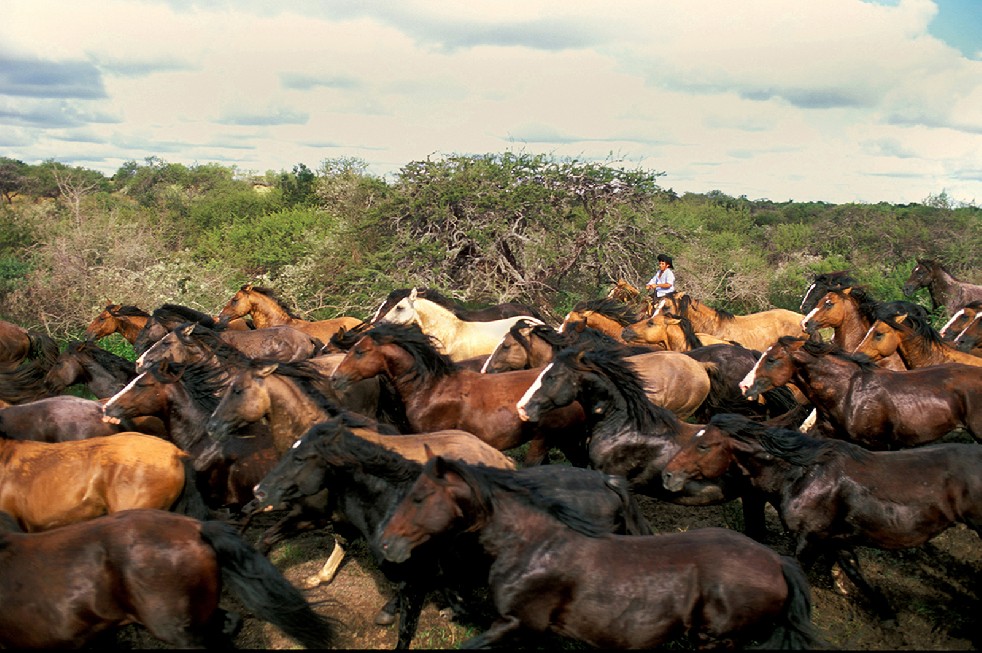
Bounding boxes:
[362,429,517,469]
[0,395,123,441]
[627,350,710,418]
[221,325,320,361]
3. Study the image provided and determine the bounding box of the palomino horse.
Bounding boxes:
[43,339,137,398]
[0,432,211,531]
[902,258,982,317]
[662,412,982,622]
[252,417,648,648]
[83,303,150,345]
[620,313,735,350]
[330,322,589,466]
[216,283,363,343]
[378,455,818,650]
[371,287,546,324]
[800,286,906,370]
[606,278,655,319]
[373,287,541,362]
[854,300,982,368]
[740,336,982,448]
[652,292,807,352]
[0,509,338,649]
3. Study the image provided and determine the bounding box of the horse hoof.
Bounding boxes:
[374,609,396,626]
[304,575,324,589]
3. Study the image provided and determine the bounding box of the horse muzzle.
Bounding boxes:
[377,534,413,564]
[661,470,689,493]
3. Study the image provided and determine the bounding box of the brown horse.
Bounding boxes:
[0,319,59,373]
[952,310,982,356]
[662,412,982,622]
[940,299,982,341]
[740,336,982,448]
[0,432,210,531]
[133,303,255,355]
[378,455,818,649]
[902,258,982,317]
[854,300,982,368]
[0,395,132,441]
[330,322,589,466]
[559,298,645,341]
[800,286,906,370]
[652,292,807,352]
[620,313,735,350]
[43,339,138,398]
[83,302,150,344]
[217,283,363,343]
[606,278,655,319]
[0,509,338,649]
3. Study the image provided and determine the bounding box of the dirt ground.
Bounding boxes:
[113,478,981,651]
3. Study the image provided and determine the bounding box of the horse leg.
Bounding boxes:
[304,538,345,588]
[740,492,768,543]
[394,581,428,649]
[835,548,897,624]
[522,436,551,466]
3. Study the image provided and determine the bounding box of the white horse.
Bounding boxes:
[374,288,542,362]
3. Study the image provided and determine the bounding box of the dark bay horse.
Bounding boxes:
[740,336,982,447]
[952,310,982,356]
[83,302,150,345]
[378,455,818,649]
[0,509,338,649]
[514,344,770,538]
[43,338,137,398]
[133,304,256,356]
[902,258,982,316]
[652,292,807,352]
[330,322,589,466]
[252,417,652,648]
[371,286,545,324]
[854,300,982,368]
[0,395,133,441]
[216,283,363,343]
[0,432,210,531]
[662,412,982,622]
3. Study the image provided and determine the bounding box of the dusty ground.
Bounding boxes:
[115,457,981,650]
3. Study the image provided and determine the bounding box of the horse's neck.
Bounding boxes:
[928,269,960,309]
[247,297,292,329]
[530,338,556,367]
[893,330,947,368]
[476,491,560,560]
[119,318,149,344]
[681,304,718,334]
[84,364,131,399]
[160,383,209,451]
[666,326,692,351]
[733,447,804,504]
[414,302,461,349]
[267,377,328,452]
[788,355,852,407]
[333,466,409,540]
[834,303,872,350]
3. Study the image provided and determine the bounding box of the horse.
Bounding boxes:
[102,361,280,513]
[514,344,771,530]
[0,395,137,441]
[330,322,589,466]
[133,303,256,356]
[558,297,645,341]
[853,300,982,368]
[902,258,982,317]
[0,509,338,649]
[83,302,150,344]
[0,318,59,373]
[373,287,542,362]
[800,286,906,370]
[371,286,546,324]
[0,432,211,532]
[136,321,322,372]
[740,336,982,448]
[620,312,737,350]
[43,338,138,398]
[952,310,982,356]
[798,270,857,313]
[216,283,364,343]
[661,412,982,623]
[378,454,819,650]
[652,292,807,352]
[252,416,652,648]
[606,277,655,319]
[940,299,982,341]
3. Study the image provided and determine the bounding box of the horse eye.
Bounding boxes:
[697,444,710,453]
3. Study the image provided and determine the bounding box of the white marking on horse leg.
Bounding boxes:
[516,363,552,421]
[799,408,817,433]
[305,538,345,588]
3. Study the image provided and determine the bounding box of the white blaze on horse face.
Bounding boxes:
[370,298,389,324]
[481,333,508,373]
[939,308,967,338]
[557,313,573,333]
[801,304,822,330]
[799,282,817,313]
[739,356,765,397]
[516,363,553,421]
[102,371,147,416]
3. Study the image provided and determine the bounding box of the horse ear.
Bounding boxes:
[243,283,253,291]
[180,323,196,337]
[666,317,681,325]
[257,363,279,377]
[895,312,909,323]
[842,287,853,296]
[409,287,418,301]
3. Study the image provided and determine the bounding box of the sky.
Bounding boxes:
[2,0,981,205]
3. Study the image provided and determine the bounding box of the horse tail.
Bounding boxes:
[758,555,821,650]
[198,519,340,649]
[173,456,214,521]
[604,474,654,536]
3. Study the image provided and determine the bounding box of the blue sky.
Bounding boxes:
[2,0,980,204]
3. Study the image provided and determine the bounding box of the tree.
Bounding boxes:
[0,158,30,204]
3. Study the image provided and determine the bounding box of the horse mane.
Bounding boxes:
[245,285,301,319]
[664,311,706,350]
[875,300,945,350]
[675,293,735,323]
[833,286,882,323]
[570,298,639,326]
[108,304,150,318]
[708,413,870,466]
[430,456,610,537]
[146,358,229,413]
[555,344,683,436]
[812,270,857,291]
[152,304,217,327]
[328,321,374,350]
[303,419,422,485]
[796,336,881,371]
[361,322,458,380]
[72,340,135,375]
[175,323,254,367]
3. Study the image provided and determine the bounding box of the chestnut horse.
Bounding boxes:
[652,292,807,352]
[378,454,818,649]
[83,303,150,345]
[216,283,363,343]
[939,300,982,341]
[902,258,982,317]
[606,278,655,319]
[740,336,982,448]
[133,304,252,356]
[559,298,645,341]
[854,300,982,368]
[662,412,982,622]
[0,432,210,531]
[0,509,338,649]
[330,322,588,466]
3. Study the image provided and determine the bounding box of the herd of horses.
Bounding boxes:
[0,259,979,649]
